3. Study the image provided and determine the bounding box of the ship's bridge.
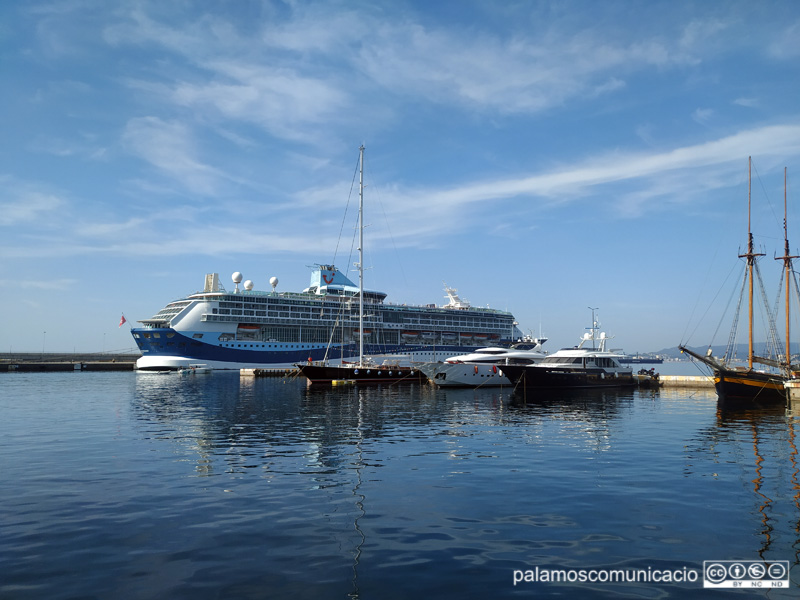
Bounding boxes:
[303,264,387,302]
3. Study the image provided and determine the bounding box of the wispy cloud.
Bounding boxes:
[75,218,147,238]
[170,61,351,144]
[360,123,800,226]
[692,108,714,124]
[733,97,759,108]
[357,22,693,114]
[121,116,228,196]
[0,176,67,226]
[99,1,729,138]
[6,123,799,259]
[18,278,78,290]
[767,19,800,59]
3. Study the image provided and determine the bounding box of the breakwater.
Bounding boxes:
[1,353,141,372]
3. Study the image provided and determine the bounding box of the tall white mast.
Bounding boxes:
[358,145,365,365]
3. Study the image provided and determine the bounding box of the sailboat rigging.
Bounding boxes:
[680,157,790,405]
[296,146,424,385]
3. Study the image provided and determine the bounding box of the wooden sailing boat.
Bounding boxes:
[680,158,788,405]
[296,146,423,385]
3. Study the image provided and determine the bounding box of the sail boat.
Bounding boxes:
[296,146,424,385]
[680,158,789,405]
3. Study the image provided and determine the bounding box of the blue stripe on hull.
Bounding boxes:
[131,328,482,370]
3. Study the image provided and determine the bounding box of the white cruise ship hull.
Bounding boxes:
[131,267,522,371]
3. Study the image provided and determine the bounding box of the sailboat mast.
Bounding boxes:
[740,157,768,370]
[358,145,365,365]
[780,167,795,370]
[739,155,761,370]
[748,156,754,369]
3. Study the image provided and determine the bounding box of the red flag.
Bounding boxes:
[119,314,127,328]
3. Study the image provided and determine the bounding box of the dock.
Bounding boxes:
[657,375,714,388]
[240,368,298,378]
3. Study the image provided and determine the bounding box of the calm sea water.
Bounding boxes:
[1,371,798,599]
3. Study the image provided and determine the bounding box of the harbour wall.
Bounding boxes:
[1,353,141,372]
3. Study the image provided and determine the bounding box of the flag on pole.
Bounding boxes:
[119,314,127,328]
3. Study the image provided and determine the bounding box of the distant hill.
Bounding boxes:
[654,343,800,360]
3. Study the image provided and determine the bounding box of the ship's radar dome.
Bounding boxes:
[244,280,254,291]
[269,277,278,291]
[232,272,243,284]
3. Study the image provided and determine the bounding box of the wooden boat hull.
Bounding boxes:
[296,363,425,385]
[714,369,787,404]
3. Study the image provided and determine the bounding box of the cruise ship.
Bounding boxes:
[132,266,523,370]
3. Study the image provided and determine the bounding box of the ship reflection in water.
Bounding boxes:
[1,373,799,599]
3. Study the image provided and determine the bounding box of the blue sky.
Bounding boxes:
[3,0,800,354]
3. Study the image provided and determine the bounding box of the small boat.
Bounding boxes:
[500,312,635,391]
[417,339,547,388]
[178,363,212,375]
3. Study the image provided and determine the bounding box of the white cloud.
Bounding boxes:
[768,20,800,59]
[356,16,706,114]
[733,97,759,108]
[76,218,147,238]
[170,61,350,144]
[5,121,800,261]
[692,108,714,124]
[0,177,67,226]
[121,117,227,195]
[100,1,723,132]
[359,123,800,224]
[18,278,78,290]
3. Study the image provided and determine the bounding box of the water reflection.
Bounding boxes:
[133,375,519,466]
[688,400,800,564]
[507,387,638,453]
[127,373,800,594]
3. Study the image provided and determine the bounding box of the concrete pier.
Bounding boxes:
[657,375,714,388]
[240,368,298,378]
[1,352,140,372]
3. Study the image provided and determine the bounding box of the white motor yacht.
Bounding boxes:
[416,339,547,387]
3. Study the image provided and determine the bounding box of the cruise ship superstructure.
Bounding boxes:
[132,266,523,370]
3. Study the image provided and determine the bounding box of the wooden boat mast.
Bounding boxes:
[741,156,765,370]
[776,166,795,371]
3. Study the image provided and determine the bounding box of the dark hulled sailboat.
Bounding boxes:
[680,158,790,406]
[296,146,424,386]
